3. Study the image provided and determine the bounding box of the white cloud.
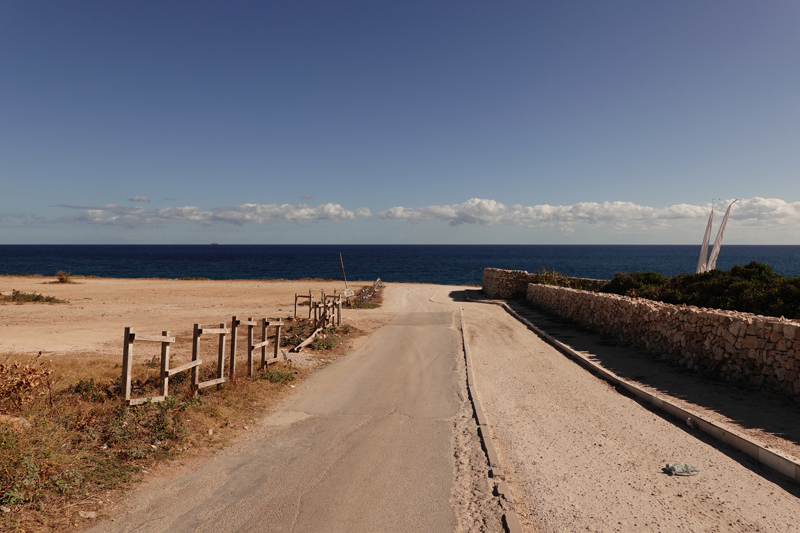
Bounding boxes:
[375,197,800,230]
[60,203,364,227]
[374,198,710,227]
[52,197,800,234]
[128,196,150,203]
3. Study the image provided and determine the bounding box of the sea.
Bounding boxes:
[0,245,798,286]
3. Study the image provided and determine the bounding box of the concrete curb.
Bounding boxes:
[459,306,525,533]
[482,293,800,484]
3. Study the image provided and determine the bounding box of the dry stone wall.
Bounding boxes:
[526,283,800,398]
[482,267,608,299]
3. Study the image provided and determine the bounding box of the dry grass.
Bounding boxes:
[0,291,67,304]
[0,350,317,532]
[0,280,378,531]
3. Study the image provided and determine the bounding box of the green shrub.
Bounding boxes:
[258,369,295,385]
[309,335,336,350]
[532,268,577,288]
[600,262,800,319]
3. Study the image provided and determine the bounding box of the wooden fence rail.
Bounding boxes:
[191,323,229,394]
[121,327,203,405]
[122,315,286,405]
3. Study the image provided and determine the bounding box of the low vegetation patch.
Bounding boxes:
[342,301,379,309]
[1,290,67,304]
[530,268,580,289]
[56,271,72,284]
[281,319,356,352]
[0,352,308,532]
[342,283,384,309]
[600,262,800,319]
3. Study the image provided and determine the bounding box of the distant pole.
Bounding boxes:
[340,252,348,289]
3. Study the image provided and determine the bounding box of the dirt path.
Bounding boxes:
[461,294,800,533]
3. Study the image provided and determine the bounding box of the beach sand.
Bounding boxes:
[0,276,388,364]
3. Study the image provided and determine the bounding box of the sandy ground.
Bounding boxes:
[5,276,800,532]
[0,276,388,364]
[461,293,800,533]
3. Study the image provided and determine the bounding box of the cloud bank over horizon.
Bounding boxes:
[29,197,795,232]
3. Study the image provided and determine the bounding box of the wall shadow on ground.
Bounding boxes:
[464,289,800,495]
[508,298,800,450]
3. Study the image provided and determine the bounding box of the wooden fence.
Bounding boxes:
[121,315,284,406]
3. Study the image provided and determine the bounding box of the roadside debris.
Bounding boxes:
[664,463,701,476]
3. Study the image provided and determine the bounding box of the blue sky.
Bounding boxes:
[1,1,798,244]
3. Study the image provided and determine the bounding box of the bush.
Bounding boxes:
[0,357,53,413]
[600,262,800,319]
[3,290,66,304]
[532,268,578,288]
[309,335,336,350]
[56,271,71,283]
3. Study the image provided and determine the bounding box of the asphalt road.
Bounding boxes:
[89,285,498,533]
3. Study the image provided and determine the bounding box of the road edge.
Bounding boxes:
[465,289,800,485]
[459,307,525,533]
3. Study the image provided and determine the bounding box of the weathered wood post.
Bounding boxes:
[216,323,226,380]
[245,317,256,377]
[160,330,171,397]
[191,323,201,394]
[229,316,239,381]
[260,318,268,369]
[294,294,298,318]
[122,327,134,401]
[273,321,282,360]
[337,297,342,326]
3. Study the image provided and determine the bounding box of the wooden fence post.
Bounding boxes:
[122,327,134,401]
[337,298,342,326]
[247,317,254,377]
[274,322,282,360]
[191,323,200,395]
[260,318,267,369]
[229,316,239,381]
[217,323,226,380]
[160,330,170,397]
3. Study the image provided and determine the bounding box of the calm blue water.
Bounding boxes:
[0,245,798,285]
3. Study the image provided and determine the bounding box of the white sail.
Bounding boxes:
[706,199,737,271]
[696,203,714,273]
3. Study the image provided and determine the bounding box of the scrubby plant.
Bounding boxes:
[3,290,66,304]
[258,369,295,385]
[531,268,578,288]
[56,271,71,283]
[600,262,800,319]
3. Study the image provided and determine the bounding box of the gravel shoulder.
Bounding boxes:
[460,291,800,533]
